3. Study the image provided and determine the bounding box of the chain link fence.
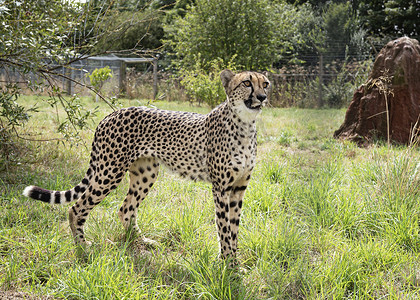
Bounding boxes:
[0,55,158,98]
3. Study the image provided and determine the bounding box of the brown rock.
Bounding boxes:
[334,37,420,145]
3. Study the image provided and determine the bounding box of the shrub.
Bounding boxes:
[0,85,36,161]
[165,0,277,71]
[179,57,237,107]
[88,67,114,101]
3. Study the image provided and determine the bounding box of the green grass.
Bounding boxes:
[1,96,420,299]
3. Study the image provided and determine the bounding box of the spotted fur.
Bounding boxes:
[23,69,270,259]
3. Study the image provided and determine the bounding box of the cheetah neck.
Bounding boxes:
[223,103,257,140]
[227,96,261,124]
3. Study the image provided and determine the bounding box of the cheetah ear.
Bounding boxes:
[220,69,235,92]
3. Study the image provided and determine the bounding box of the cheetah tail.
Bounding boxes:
[22,178,89,205]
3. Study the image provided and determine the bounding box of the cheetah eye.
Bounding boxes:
[263,82,269,88]
[243,80,252,87]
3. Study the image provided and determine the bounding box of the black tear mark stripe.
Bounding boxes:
[249,80,254,99]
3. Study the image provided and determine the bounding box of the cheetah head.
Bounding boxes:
[221,69,270,122]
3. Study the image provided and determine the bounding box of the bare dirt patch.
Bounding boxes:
[0,290,57,300]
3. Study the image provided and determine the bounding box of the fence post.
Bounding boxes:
[318,53,324,107]
[119,61,126,97]
[66,68,72,95]
[153,58,158,99]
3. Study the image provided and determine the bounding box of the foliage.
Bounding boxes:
[0,0,92,158]
[88,67,113,91]
[165,0,277,71]
[358,0,420,40]
[306,2,368,63]
[323,72,354,108]
[0,87,31,130]
[271,2,369,66]
[285,0,331,9]
[89,0,151,11]
[88,67,114,102]
[179,57,237,107]
[349,27,371,61]
[90,8,164,55]
[288,0,419,42]
[270,59,370,108]
[0,0,81,67]
[322,2,359,60]
[0,0,156,163]
[0,85,37,160]
[271,3,319,65]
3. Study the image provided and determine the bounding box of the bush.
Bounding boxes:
[179,58,237,107]
[88,67,113,90]
[323,72,354,108]
[323,60,371,108]
[165,0,276,71]
[0,85,36,161]
[88,67,114,101]
[0,0,113,163]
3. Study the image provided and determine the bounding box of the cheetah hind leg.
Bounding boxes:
[69,180,117,246]
[119,157,159,247]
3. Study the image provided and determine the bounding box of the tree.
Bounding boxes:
[358,0,420,40]
[272,2,321,65]
[268,2,369,66]
[165,0,277,71]
[91,9,164,55]
[293,2,368,64]
[0,0,150,162]
[88,67,114,102]
[0,0,95,156]
[322,2,360,61]
[283,0,332,8]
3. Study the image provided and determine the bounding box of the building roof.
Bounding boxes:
[86,55,156,63]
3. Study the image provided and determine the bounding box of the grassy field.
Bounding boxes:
[1,96,420,299]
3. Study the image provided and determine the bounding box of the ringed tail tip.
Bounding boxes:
[23,185,35,198]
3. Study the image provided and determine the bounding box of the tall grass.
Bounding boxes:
[1,97,420,298]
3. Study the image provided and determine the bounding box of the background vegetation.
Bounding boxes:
[1,0,419,145]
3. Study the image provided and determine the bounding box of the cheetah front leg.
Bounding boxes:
[213,178,249,262]
[229,180,249,256]
[212,187,235,260]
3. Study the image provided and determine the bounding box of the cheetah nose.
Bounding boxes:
[256,94,267,102]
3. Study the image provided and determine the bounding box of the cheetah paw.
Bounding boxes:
[140,236,159,248]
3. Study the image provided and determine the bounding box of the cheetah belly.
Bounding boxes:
[229,151,255,181]
[156,146,210,182]
[118,107,210,182]
[142,125,209,182]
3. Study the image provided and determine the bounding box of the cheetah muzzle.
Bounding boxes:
[23,69,270,261]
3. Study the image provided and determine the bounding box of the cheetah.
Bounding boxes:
[23,69,270,259]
